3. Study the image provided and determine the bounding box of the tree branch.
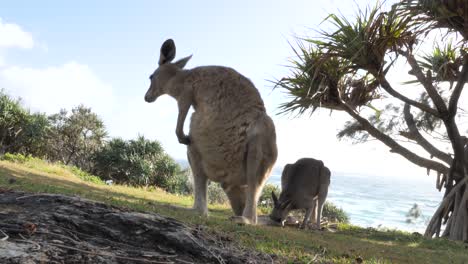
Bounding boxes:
[448,56,468,119]
[401,51,448,115]
[403,104,453,165]
[374,73,440,117]
[339,100,449,174]
[442,58,468,183]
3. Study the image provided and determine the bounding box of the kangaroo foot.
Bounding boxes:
[192,206,208,217]
[230,216,254,225]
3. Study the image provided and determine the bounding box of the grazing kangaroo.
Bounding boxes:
[270,158,331,229]
[144,39,278,225]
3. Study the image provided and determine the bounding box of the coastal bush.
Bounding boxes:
[163,168,192,195]
[405,203,422,224]
[19,113,50,157]
[322,201,349,223]
[66,165,104,185]
[1,153,34,163]
[1,153,104,185]
[92,136,182,191]
[0,91,50,157]
[47,105,107,171]
[0,91,188,194]
[258,183,280,210]
[207,182,229,205]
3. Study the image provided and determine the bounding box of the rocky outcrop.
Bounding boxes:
[0,190,276,263]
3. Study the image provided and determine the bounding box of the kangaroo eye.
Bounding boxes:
[149,74,153,80]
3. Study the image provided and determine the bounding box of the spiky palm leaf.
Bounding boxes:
[311,3,415,73]
[397,0,468,39]
[275,43,344,115]
[420,42,464,83]
[274,42,381,115]
[275,4,410,115]
[405,42,464,84]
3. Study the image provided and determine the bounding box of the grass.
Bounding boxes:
[1,159,467,263]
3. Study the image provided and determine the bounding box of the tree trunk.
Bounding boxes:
[426,140,468,240]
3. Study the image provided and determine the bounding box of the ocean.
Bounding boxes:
[267,171,443,233]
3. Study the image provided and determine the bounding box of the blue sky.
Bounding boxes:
[1,0,458,180]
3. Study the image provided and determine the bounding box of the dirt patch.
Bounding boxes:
[0,189,277,264]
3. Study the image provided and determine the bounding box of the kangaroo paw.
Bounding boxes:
[178,135,191,145]
[230,216,253,225]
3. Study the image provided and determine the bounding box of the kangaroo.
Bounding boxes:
[270,158,331,229]
[144,39,278,225]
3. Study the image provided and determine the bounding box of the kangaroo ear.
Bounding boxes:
[174,55,192,69]
[271,191,278,206]
[159,39,176,65]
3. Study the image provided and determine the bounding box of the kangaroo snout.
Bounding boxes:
[144,90,157,103]
[144,94,152,102]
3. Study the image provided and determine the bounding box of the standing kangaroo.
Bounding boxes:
[270,158,331,229]
[144,39,278,224]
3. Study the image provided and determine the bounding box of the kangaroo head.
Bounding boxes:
[270,191,291,223]
[144,39,192,102]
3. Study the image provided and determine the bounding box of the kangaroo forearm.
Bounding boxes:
[175,99,192,145]
[176,107,189,135]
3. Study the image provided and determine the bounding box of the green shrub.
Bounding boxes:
[92,136,182,191]
[1,153,33,163]
[258,183,280,213]
[1,153,103,185]
[207,182,229,205]
[67,165,104,185]
[322,201,349,223]
[0,91,50,157]
[163,169,192,195]
[47,105,106,171]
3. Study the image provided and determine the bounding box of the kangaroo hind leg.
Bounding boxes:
[235,132,276,224]
[316,183,329,229]
[188,145,208,216]
[223,183,246,217]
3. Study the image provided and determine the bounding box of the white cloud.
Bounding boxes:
[0,18,33,49]
[0,19,113,118]
[0,62,114,116]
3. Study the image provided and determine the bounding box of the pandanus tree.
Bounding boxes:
[276,0,468,240]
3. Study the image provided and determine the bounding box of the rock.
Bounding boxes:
[0,190,276,264]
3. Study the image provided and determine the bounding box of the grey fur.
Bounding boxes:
[270,158,331,229]
[145,39,278,225]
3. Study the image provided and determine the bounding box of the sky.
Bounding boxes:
[1,0,464,182]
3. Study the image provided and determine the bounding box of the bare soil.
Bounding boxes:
[0,189,277,264]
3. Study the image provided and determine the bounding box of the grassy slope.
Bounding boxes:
[0,159,467,264]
